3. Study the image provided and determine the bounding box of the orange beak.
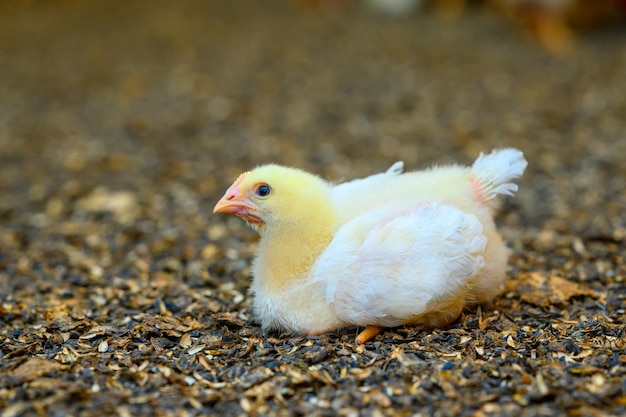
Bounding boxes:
[213,175,264,225]
[213,193,256,216]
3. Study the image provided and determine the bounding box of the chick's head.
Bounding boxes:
[214,165,333,233]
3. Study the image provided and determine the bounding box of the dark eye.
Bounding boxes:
[256,184,271,197]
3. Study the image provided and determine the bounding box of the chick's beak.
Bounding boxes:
[213,188,254,215]
[213,183,263,225]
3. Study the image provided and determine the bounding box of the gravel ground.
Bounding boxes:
[0,1,625,416]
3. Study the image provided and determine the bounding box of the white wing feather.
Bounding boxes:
[330,161,403,209]
[312,203,486,327]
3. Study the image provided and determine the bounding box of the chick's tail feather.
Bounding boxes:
[470,148,527,204]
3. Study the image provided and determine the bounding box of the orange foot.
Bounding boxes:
[355,326,383,344]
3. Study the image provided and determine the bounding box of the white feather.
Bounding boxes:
[330,161,404,210]
[312,203,486,327]
[471,148,528,200]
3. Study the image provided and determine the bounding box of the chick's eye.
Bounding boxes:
[256,184,271,197]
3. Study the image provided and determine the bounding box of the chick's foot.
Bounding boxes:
[355,326,383,344]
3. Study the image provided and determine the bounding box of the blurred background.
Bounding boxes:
[1,2,625,415]
[1,0,625,238]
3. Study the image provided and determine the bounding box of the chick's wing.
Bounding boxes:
[312,202,487,328]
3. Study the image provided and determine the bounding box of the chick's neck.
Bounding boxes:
[255,203,336,290]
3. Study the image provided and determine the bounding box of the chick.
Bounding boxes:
[214,149,527,343]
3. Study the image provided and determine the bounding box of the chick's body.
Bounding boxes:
[214,149,527,342]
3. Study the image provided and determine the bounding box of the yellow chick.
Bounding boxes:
[214,149,527,343]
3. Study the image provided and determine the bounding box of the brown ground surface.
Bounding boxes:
[0,1,625,416]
